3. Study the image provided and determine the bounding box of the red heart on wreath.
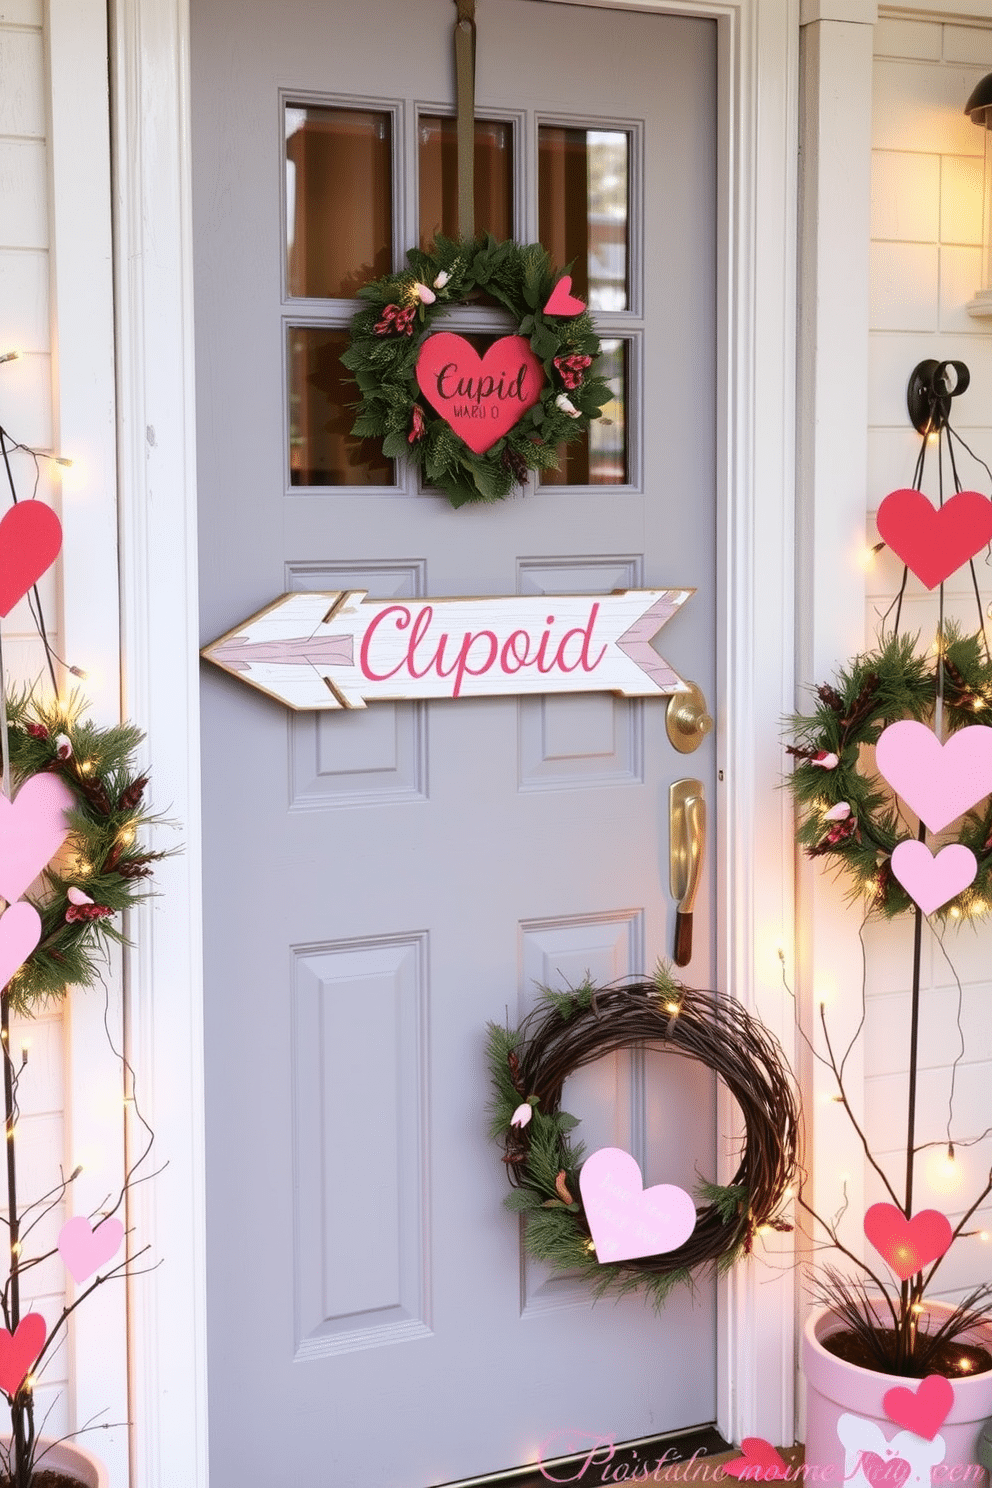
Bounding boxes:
[415,332,544,455]
[876,488,992,589]
[543,275,587,316]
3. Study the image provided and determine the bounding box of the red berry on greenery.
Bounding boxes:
[26,724,48,740]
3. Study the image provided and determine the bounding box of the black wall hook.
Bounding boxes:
[906,359,970,435]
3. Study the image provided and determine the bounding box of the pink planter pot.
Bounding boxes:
[0,1436,109,1487]
[803,1305,992,1488]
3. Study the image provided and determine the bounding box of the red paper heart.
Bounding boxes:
[0,1312,46,1395]
[864,1203,953,1280]
[0,502,62,617]
[722,1439,790,1480]
[415,333,544,455]
[883,1375,954,1441]
[543,275,587,316]
[860,1451,912,1487]
[876,488,992,590]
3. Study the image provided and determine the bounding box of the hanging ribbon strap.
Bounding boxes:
[454,0,476,241]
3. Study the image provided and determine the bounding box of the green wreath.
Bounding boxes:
[487,972,799,1307]
[2,691,166,1010]
[787,628,992,920]
[342,235,612,508]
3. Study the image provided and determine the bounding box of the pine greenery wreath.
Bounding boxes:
[487,971,799,1308]
[3,691,167,1009]
[787,627,992,920]
[342,234,612,508]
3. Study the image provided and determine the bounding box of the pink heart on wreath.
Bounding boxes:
[415,332,544,455]
[876,488,992,590]
[543,275,587,316]
[883,1375,954,1441]
[579,1147,696,1262]
[0,902,42,989]
[863,1203,953,1280]
[890,840,977,915]
[875,720,992,833]
[0,773,75,904]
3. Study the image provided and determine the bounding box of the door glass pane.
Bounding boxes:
[286,104,392,298]
[419,116,513,246]
[288,327,394,487]
[540,339,628,486]
[538,128,628,310]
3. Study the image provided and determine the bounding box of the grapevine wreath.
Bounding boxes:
[2,691,165,1010]
[488,971,799,1305]
[787,628,992,921]
[343,234,612,508]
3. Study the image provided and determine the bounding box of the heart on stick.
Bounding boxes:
[721,1439,790,1481]
[890,841,977,915]
[859,1452,912,1488]
[0,1312,46,1395]
[863,1203,953,1280]
[876,488,992,590]
[883,1375,954,1441]
[415,333,544,455]
[0,902,42,989]
[58,1214,125,1284]
[875,720,992,833]
[0,502,63,618]
[0,773,76,905]
[578,1147,696,1263]
[543,275,587,316]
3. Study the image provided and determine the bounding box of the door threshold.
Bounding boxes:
[433,1424,734,1488]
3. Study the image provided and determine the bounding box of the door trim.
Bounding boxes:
[109,0,799,1480]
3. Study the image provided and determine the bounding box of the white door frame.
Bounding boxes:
[108,0,800,1479]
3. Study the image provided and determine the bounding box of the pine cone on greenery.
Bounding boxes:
[117,776,149,811]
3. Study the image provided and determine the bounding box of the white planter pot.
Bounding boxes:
[1,1436,108,1487]
[803,1303,992,1488]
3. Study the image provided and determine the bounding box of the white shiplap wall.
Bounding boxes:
[865,17,992,1302]
[0,0,72,1445]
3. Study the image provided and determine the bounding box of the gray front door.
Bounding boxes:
[193,1,719,1482]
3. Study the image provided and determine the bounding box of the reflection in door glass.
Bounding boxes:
[288,327,394,486]
[538,128,628,310]
[540,339,628,486]
[285,105,392,299]
[418,116,513,246]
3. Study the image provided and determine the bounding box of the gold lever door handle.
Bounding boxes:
[669,779,706,967]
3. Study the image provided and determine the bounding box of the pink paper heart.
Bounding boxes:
[890,840,977,915]
[877,488,992,590]
[883,1374,954,1441]
[722,1439,790,1480]
[0,502,63,617]
[578,1147,696,1263]
[415,332,544,455]
[876,720,992,833]
[543,275,587,316]
[860,1451,912,1487]
[0,1312,46,1395]
[0,902,41,989]
[0,773,75,904]
[58,1214,125,1284]
[864,1203,953,1280]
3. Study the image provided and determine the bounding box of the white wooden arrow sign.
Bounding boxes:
[201,589,693,711]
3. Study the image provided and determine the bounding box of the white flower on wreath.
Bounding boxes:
[555,393,581,419]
